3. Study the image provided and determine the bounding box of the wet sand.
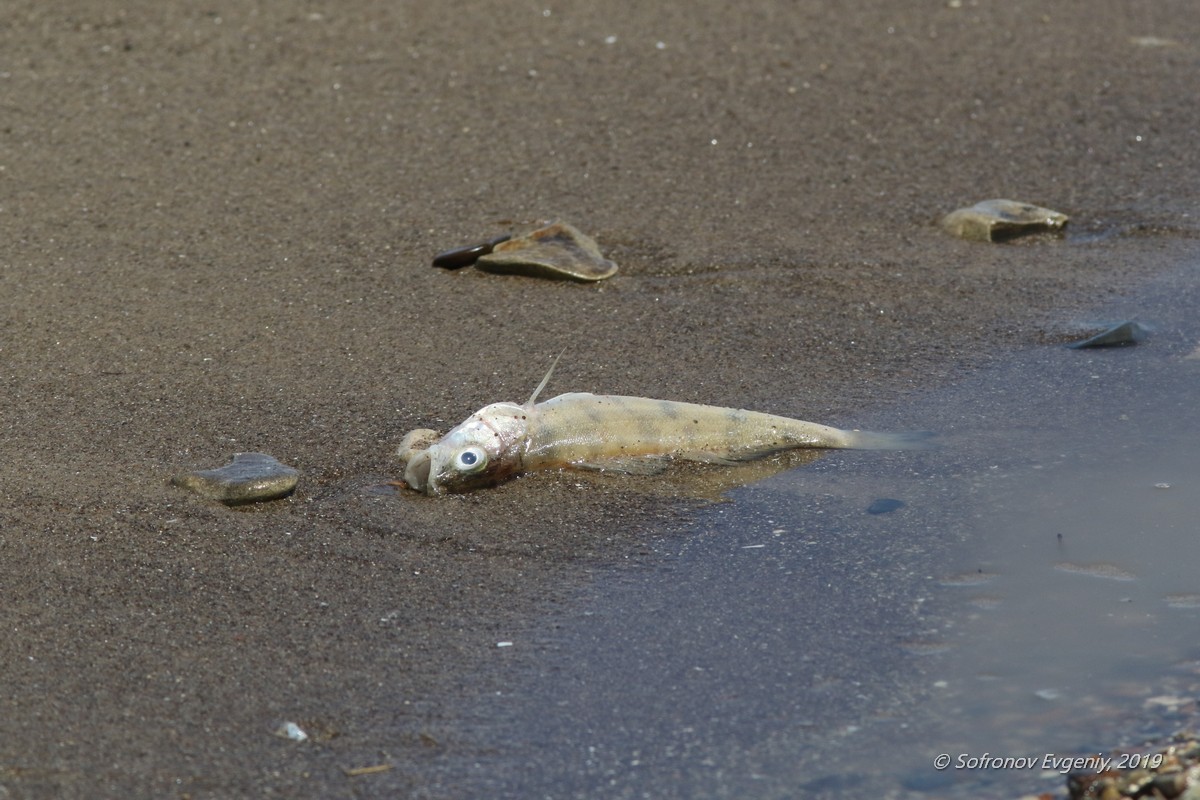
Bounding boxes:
[2,1,1199,797]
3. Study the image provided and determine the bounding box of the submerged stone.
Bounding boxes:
[866,498,905,515]
[474,222,618,281]
[941,199,1068,242]
[1066,321,1148,349]
[171,452,300,505]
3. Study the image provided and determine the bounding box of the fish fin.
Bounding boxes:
[526,348,566,406]
[570,456,673,476]
[676,450,744,466]
[402,448,433,493]
[843,430,938,450]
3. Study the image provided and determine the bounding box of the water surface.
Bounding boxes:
[438,261,1199,799]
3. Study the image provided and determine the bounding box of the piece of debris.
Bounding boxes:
[941,199,1068,242]
[274,721,309,742]
[342,763,393,777]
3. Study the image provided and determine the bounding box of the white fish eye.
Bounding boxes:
[453,446,488,473]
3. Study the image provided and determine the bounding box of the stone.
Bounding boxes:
[1066,321,1148,348]
[941,199,1068,242]
[171,452,300,505]
[474,222,618,281]
[432,233,512,269]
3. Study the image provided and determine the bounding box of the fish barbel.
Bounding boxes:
[399,361,931,494]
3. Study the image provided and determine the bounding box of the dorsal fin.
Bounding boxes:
[526,349,565,406]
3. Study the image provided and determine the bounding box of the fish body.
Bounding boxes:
[401,390,929,495]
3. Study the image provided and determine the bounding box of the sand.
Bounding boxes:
[2,1,1198,796]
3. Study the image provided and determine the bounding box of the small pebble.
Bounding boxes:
[275,721,309,742]
[171,452,300,505]
[941,198,1068,242]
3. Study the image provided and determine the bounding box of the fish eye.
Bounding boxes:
[453,446,488,474]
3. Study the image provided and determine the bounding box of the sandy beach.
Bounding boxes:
[2,1,1199,796]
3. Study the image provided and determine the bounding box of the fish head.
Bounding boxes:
[407,402,529,494]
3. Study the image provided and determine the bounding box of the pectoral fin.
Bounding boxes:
[570,455,673,475]
[676,451,744,466]
[571,451,748,475]
[397,429,441,492]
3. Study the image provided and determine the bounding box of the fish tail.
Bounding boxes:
[840,429,937,450]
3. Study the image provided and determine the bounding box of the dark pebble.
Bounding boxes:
[867,498,905,514]
[432,233,512,269]
[1066,321,1148,349]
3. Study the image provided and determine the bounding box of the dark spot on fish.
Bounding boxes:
[432,233,513,269]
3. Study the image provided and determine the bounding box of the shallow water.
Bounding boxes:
[880,293,1200,796]
[436,261,1199,799]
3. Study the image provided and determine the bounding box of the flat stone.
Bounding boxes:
[1066,320,1148,348]
[474,222,618,281]
[171,452,300,505]
[941,199,1068,242]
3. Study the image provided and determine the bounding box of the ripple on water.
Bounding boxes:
[1165,593,1200,609]
[1053,561,1137,581]
[939,570,997,587]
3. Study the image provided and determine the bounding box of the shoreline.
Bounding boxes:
[1,2,1198,797]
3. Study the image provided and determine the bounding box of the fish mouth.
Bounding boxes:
[403,448,435,494]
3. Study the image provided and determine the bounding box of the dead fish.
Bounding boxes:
[399,359,932,494]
